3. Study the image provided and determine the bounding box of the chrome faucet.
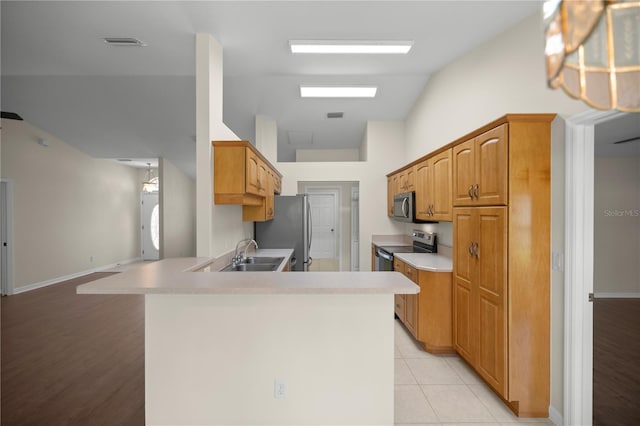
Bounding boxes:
[243,239,258,258]
[232,238,258,266]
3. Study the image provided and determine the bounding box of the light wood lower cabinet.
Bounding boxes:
[451,114,554,417]
[453,207,507,394]
[394,257,454,354]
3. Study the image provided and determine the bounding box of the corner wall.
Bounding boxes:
[160,158,196,258]
[196,33,252,258]
[0,118,140,291]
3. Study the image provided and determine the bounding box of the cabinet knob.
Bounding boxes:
[473,184,479,199]
[468,185,474,199]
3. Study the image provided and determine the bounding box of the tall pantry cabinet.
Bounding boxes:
[452,114,555,417]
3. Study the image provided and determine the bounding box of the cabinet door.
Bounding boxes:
[394,258,407,322]
[453,208,475,363]
[387,177,394,216]
[404,264,419,338]
[431,149,453,221]
[245,149,261,196]
[395,171,406,193]
[405,166,416,191]
[475,124,507,206]
[257,161,268,197]
[265,172,275,220]
[452,139,476,206]
[415,160,431,220]
[475,207,507,397]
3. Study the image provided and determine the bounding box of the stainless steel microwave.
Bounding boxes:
[392,191,417,223]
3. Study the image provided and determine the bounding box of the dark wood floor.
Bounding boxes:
[1,273,145,426]
[593,298,640,426]
[2,275,638,425]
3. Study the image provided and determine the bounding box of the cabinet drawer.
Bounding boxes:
[395,294,406,321]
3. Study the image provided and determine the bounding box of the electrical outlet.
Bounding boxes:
[552,252,564,272]
[274,379,287,399]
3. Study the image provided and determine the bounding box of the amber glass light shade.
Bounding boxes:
[544,0,640,112]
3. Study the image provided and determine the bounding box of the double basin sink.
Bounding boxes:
[220,256,285,272]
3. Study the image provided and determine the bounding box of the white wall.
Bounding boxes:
[594,157,640,295]
[0,118,140,291]
[402,12,589,419]
[196,33,252,258]
[159,158,196,258]
[145,293,394,425]
[296,149,360,162]
[257,117,406,271]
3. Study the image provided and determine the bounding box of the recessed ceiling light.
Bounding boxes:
[290,40,413,54]
[103,37,147,47]
[300,86,377,98]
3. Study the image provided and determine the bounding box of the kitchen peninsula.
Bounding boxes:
[77,251,418,426]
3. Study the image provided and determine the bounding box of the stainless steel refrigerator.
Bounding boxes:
[254,194,312,271]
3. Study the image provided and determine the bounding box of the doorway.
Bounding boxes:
[564,110,638,425]
[141,192,160,260]
[306,188,339,271]
[299,181,359,271]
[1,179,14,295]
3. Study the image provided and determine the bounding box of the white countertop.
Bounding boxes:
[394,252,453,273]
[76,248,418,296]
[371,235,411,247]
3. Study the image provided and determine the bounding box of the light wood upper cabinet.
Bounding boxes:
[387,166,416,217]
[245,149,262,197]
[395,166,415,193]
[213,141,282,213]
[453,124,507,206]
[387,177,394,216]
[416,149,452,221]
[243,169,275,222]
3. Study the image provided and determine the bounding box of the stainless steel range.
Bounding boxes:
[374,231,437,271]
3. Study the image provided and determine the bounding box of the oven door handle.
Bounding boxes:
[375,248,393,262]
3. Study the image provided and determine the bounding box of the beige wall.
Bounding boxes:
[594,157,640,295]
[145,293,394,425]
[159,158,196,258]
[295,149,361,162]
[0,118,140,291]
[257,118,406,271]
[402,12,588,418]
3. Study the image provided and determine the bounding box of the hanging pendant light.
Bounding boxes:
[544,0,640,112]
[142,163,157,192]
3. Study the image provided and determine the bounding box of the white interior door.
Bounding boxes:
[141,192,160,260]
[308,192,337,259]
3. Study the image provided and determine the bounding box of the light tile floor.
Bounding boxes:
[394,320,555,426]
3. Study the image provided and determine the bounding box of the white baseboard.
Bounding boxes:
[548,404,563,426]
[594,292,640,299]
[11,257,143,295]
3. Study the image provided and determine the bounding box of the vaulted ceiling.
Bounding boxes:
[2,1,542,176]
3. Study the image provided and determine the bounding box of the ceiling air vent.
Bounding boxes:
[327,112,344,119]
[103,37,147,47]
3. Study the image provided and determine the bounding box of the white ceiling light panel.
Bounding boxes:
[300,86,377,98]
[290,40,413,54]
